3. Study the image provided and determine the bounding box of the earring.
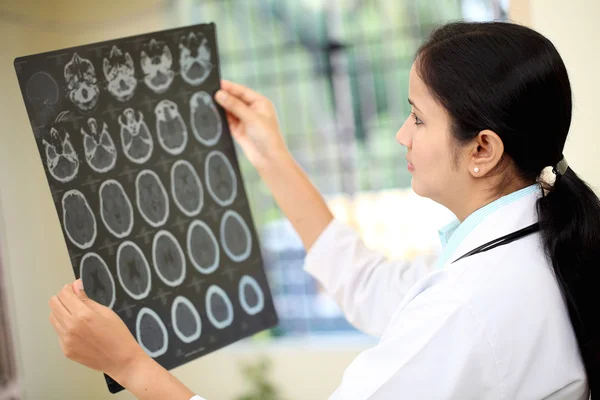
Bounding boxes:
[474,167,480,173]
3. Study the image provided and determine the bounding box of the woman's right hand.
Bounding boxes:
[215,80,290,171]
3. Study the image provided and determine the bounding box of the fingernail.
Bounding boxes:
[215,90,227,102]
[75,279,84,292]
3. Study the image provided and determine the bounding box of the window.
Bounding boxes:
[178,0,508,339]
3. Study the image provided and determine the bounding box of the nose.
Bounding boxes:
[395,117,413,149]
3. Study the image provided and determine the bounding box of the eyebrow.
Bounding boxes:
[408,98,422,113]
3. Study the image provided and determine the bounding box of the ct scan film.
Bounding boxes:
[14,23,278,393]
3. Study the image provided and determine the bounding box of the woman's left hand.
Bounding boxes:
[48,279,148,382]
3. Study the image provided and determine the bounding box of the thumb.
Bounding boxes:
[72,279,102,310]
[73,279,90,301]
[215,90,255,122]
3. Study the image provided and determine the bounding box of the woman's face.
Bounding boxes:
[396,63,466,204]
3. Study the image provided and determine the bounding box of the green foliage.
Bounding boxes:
[235,356,285,400]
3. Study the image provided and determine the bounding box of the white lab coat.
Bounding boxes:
[302,188,589,399]
[189,188,589,400]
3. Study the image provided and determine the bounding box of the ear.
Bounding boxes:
[163,45,172,65]
[468,129,504,177]
[125,52,134,69]
[103,58,111,78]
[64,59,73,81]
[199,41,211,61]
[140,51,149,70]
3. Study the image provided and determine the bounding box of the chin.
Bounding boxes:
[410,178,429,198]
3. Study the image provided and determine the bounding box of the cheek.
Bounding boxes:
[412,131,454,186]
[412,130,436,165]
[414,129,452,165]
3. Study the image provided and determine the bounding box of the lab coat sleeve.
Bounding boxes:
[330,288,500,399]
[303,218,436,336]
[190,396,206,400]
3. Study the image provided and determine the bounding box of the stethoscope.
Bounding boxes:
[452,222,541,264]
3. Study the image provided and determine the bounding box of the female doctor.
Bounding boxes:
[48,21,599,399]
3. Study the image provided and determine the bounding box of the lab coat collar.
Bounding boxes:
[438,220,460,248]
[436,184,542,268]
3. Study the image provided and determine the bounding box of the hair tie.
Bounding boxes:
[552,155,569,176]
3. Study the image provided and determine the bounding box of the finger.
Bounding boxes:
[225,112,239,128]
[221,80,263,105]
[215,90,255,122]
[72,279,104,312]
[49,294,70,324]
[57,336,71,359]
[57,283,88,316]
[49,312,66,335]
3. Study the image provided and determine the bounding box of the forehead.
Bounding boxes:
[408,63,446,117]
[408,64,430,103]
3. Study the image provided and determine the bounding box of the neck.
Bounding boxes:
[449,180,533,222]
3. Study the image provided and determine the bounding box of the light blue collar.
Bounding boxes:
[435,184,540,268]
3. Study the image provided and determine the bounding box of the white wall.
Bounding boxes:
[510,0,600,191]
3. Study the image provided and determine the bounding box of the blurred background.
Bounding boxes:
[1,0,599,399]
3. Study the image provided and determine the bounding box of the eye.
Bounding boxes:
[411,112,423,126]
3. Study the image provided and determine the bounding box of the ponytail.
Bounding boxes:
[537,166,600,392]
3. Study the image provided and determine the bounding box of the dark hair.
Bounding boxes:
[416,21,600,393]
